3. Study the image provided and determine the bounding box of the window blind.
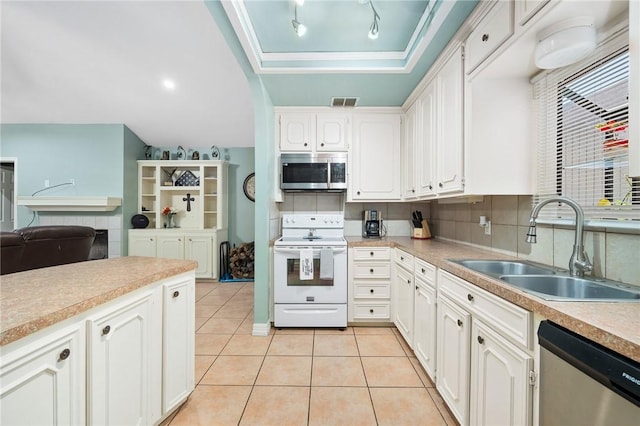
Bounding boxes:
[532,30,639,222]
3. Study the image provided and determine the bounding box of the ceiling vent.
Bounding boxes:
[331,97,359,107]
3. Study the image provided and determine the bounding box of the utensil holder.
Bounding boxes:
[412,219,432,239]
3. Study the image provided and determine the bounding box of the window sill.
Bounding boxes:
[535,218,640,235]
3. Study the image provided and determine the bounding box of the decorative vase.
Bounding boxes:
[166,214,176,228]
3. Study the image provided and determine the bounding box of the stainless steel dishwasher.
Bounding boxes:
[538,321,640,425]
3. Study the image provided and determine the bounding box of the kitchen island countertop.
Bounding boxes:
[347,236,640,363]
[0,256,197,346]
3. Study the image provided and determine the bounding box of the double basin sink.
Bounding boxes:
[450,259,640,302]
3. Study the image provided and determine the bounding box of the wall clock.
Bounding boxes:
[243,172,255,202]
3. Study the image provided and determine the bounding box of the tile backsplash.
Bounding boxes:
[430,195,640,286]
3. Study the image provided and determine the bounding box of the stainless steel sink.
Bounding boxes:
[498,275,640,301]
[452,259,556,277]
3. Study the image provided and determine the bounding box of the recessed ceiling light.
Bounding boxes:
[162,79,176,91]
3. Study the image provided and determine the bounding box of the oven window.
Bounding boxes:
[282,163,328,184]
[286,259,333,286]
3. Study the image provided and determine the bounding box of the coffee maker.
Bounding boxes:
[363,210,382,238]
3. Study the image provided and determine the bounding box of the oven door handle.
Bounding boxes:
[274,247,346,254]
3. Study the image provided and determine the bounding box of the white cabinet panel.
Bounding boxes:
[0,325,84,426]
[157,235,185,259]
[465,0,514,74]
[129,233,157,257]
[317,114,348,151]
[280,113,315,151]
[393,261,414,346]
[184,234,214,278]
[417,81,437,197]
[414,277,437,380]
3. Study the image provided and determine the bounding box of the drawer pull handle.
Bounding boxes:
[102,325,111,335]
[59,348,71,361]
[477,336,485,344]
[467,294,474,302]
[173,290,180,298]
[370,309,374,314]
[370,289,375,294]
[370,268,374,273]
[482,33,489,42]
[457,319,463,327]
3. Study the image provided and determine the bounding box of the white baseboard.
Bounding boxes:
[252,322,270,336]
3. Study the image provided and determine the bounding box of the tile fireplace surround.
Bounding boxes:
[37,214,122,258]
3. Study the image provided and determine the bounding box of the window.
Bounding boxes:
[533,31,639,222]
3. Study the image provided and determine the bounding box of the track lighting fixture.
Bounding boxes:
[368,0,380,40]
[291,3,307,37]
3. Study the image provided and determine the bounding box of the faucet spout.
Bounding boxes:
[527,196,593,277]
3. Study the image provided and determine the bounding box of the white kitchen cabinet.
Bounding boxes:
[393,249,415,345]
[129,229,223,279]
[417,82,437,197]
[470,318,533,426]
[348,246,392,322]
[162,276,195,415]
[87,288,161,426]
[436,47,465,195]
[465,0,514,75]
[0,325,85,426]
[402,101,419,198]
[278,112,348,152]
[350,113,402,200]
[413,258,437,381]
[516,0,550,26]
[437,293,471,425]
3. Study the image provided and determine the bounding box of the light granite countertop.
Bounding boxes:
[0,256,197,346]
[347,236,640,363]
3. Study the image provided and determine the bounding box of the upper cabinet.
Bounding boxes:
[465,0,514,75]
[350,113,402,201]
[278,112,349,152]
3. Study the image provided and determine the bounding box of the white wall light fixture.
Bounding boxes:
[534,17,596,69]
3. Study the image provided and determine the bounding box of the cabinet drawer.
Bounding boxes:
[438,270,532,349]
[354,283,390,299]
[415,258,436,285]
[394,249,414,270]
[465,0,514,74]
[353,303,390,320]
[353,263,391,279]
[353,247,391,260]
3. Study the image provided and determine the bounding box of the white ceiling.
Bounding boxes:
[1,1,255,149]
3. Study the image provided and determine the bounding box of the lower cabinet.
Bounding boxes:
[413,258,437,381]
[348,247,392,322]
[0,325,85,426]
[129,229,224,279]
[393,249,415,345]
[87,288,161,426]
[436,294,471,424]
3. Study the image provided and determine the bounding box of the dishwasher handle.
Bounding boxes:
[538,321,640,407]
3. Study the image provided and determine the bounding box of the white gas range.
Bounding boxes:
[273,214,347,328]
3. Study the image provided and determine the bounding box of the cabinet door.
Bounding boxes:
[87,290,160,426]
[470,319,533,426]
[436,294,470,426]
[414,279,437,381]
[437,48,465,194]
[162,277,195,415]
[0,325,84,426]
[317,114,348,151]
[129,232,157,257]
[402,102,418,198]
[393,264,414,346]
[417,81,437,197]
[184,234,213,278]
[350,114,401,200]
[280,113,315,151]
[157,235,185,259]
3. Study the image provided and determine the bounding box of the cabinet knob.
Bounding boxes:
[357,191,361,195]
[370,288,375,294]
[370,268,374,273]
[412,189,415,193]
[457,319,463,327]
[173,290,180,298]
[102,325,111,335]
[370,309,374,314]
[149,238,154,241]
[304,143,308,147]
[439,182,443,188]
[421,268,425,273]
[321,143,325,147]
[477,336,485,344]
[407,279,411,284]
[401,256,404,260]
[481,33,489,42]
[467,294,474,302]
[58,348,71,361]
[416,286,419,290]
[428,185,433,190]
[370,251,374,256]
[178,238,182,241]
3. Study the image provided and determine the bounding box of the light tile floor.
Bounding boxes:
[164,281,458,426]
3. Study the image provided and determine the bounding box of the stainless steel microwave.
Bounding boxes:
[280,153,347,192]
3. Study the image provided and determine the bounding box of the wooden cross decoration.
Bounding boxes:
[182,193,195,212]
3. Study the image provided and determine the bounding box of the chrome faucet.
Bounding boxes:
[526,196,593,277]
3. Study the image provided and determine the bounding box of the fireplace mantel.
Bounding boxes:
[17,196,122,212]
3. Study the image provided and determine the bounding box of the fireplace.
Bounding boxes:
[89,229,108,260]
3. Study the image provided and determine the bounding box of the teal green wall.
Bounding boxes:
[0,124,146,253]
[225,148,255,245]
[206,0,274,328]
